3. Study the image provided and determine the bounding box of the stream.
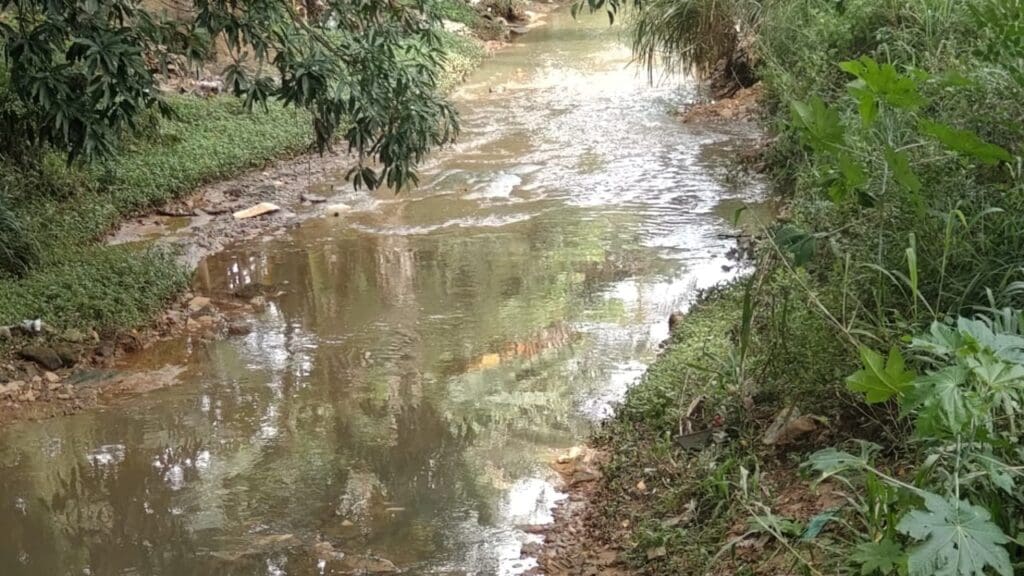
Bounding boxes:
[0,8,763,576]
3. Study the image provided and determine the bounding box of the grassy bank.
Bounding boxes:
[0,2,489,334]
[575,0,1024,574]
[0,97,312,330]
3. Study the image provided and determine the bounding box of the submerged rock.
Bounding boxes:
[227,321,252,336]
[331,555,398,574]
[326,203,351,217]
[188,296,214,315]
[300,192,328,204]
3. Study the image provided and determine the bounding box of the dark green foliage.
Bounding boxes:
[0,200,38,278]
[0,0,459,190]
[573,0,756,78]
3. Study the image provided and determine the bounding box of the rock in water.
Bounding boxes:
[300,192,327,204]
[333,555,398,574]
[326,203,351,217]
[188,296,214,315]
[668,311,685,333]
[20,345,63,370]
[227,321,252,336]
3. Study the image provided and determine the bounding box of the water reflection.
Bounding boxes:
[0,7,762,576]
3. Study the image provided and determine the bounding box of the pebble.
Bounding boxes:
[227,321,252,336]
[0,380,24,398]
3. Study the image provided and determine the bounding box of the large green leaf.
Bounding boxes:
[847,346,916,403]
[912,322,965,358]
[804,442,880,479]
[790,96,845,153]
[919,120,1013,165]
[967,353,1024,391]
[897,492,1011,576]
[839,56,927,126]
[851,538,905,575]
[774,224,817,267]
[884,146,922,193]
[907,366,972,434]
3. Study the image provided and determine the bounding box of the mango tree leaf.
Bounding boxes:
[847,346,916,403]
[884,147,922,193]
[896,492,1011,576]
[851,538,905,575]
[919,120,1013,165]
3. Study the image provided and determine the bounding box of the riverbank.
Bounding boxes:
[532,0,1024,574]
[0,0,563,425]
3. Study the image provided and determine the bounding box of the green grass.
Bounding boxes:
[439,29,487,93]
[0,97,311,330]
[435,0,480,26]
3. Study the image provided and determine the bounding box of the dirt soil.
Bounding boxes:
[680,83,763,124]
[524,447,633,576]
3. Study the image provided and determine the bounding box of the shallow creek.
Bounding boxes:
[0,8,763,576]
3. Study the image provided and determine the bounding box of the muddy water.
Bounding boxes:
[0,9,762,576]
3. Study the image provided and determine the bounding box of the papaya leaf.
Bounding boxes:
[847,346,915,403]
[967,353,1024,390]
[839,56,928,117]
[800,512,836,542]
[906,366,971,434]
[790,96,845,153]
[851,538,905,575]
[912,322,965,358]
[774,224,817,267]
[897,492,1011,576]
[884,146,922,193]
[919,120,1013,165]
[804,442,879,480]
[838,152,867,190]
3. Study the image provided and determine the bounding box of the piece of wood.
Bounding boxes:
[233,202,281,219]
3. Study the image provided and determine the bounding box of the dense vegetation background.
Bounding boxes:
[579,0,1024,574]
